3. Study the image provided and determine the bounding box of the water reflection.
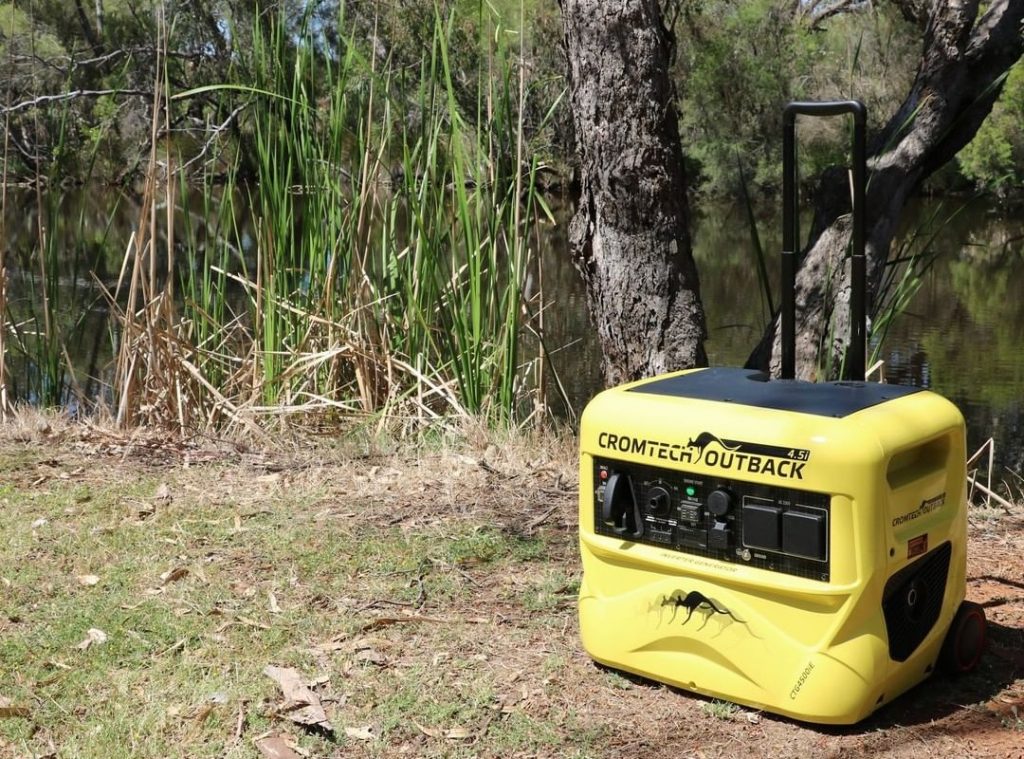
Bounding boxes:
[539,198,1024,479]
[3,188,1023,478]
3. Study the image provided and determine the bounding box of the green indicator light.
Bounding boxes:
[686,486,696,497]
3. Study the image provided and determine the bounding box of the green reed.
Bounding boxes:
[2,2,546,428]
[4,98,114,409]
[135,2,546,428]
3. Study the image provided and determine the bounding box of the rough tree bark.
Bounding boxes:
[749,0,1024,379]
[559,0,708,387]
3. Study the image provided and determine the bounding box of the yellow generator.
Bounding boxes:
[577,101,986,725]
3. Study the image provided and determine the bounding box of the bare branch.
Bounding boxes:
[4,125,42,167]
[797,0,871,29]
[811,0,869,27]
[1,89,153,115]
[41,46,217,75]
[175,103,249,175]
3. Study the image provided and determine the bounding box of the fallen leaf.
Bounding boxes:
[134,501,156,519]
[413,720,441,738]
[344,725,375,741]
[263,666,333,733]
[308,638,347,655]
[154,483,172,501]
[353,647,386,666]
[745,711,762,724]
[76,628,108,650]
[412,721,473,740]
[268,592,281,614]
[76,574,100,586]
[0,697,30,719]
[236,615,270,630]
[192,702,216,723]
[160,566,189,585]
[31,518,48,529]
[255,733,304,759]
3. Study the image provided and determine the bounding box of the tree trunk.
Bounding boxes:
[749,0,1024,379]
[559,0,708,387]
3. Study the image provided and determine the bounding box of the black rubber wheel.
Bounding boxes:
[939,600,987,674]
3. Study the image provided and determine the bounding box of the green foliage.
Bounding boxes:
[133,3,545,425]
[1,2,551,426]
[673,0,923,196]
[701,698,740,720]
[0,5,66,60]
[958,61,1024,195]
[0,0,569,185]
[675,0,820,194]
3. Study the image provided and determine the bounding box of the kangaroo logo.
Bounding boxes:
[660,590,746,627]
[686,433,740,464]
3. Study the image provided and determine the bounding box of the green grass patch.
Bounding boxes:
[0,444,579,757]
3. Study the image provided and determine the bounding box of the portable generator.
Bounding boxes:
[577,101,986,725]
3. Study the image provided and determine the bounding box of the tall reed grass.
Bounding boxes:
[99,2,551,433]
[2,92,115,412]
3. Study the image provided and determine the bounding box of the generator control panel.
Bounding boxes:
[593,458,831,581]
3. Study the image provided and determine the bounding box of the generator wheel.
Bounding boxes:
[939,601,986,674]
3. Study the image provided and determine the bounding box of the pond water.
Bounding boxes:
[3,189,1023,484]
[534,197,1024,483]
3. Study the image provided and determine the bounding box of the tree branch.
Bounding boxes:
[797,0,871,29]
[0,89,153,115]
[175,103,249,175]
[749,0,1024,378]
[813,0,869,28]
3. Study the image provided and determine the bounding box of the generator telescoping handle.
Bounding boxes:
[781,100,866,381]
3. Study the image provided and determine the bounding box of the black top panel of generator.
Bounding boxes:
[630,367,922,418]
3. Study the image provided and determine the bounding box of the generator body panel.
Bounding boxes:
[578,367,967,724]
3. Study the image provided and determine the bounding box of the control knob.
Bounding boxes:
[707,488,734,550]
[707,488,734,517]
[646,485,672,517]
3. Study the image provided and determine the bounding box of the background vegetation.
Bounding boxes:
[1,0,1023,429]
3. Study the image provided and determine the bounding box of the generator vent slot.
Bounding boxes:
[882,542,952,662]
[886,437,949,490]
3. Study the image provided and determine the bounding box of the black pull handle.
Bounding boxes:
[781,100,866,381]
[601,472,643,540]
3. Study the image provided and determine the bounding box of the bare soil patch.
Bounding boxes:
[0,419,1021,758]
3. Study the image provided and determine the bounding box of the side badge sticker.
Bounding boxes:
[908,533,928,559]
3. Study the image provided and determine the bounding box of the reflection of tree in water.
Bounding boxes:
[881,202,1024,480]
[883,344,931,389]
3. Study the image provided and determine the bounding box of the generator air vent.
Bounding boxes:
[882,542,952,662]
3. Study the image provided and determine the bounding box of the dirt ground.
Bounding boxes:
[1,417,1022,758]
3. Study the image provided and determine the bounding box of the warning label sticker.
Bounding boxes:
[908,533,928,559]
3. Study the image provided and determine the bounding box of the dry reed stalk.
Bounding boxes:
[0,110,9,420]
[111,11,202,434]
